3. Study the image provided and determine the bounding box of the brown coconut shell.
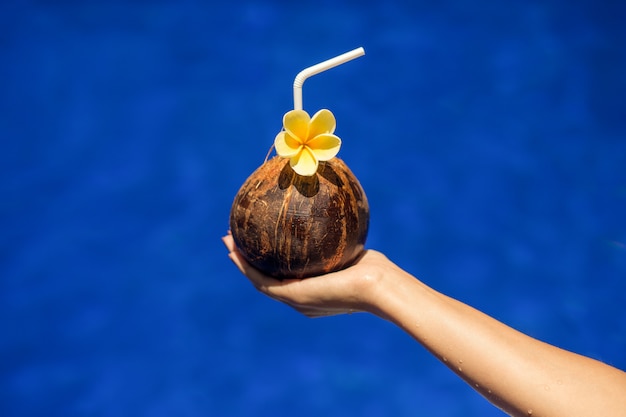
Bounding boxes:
[229,156,369,279]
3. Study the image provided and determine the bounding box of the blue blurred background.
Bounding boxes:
[1,1,625,416]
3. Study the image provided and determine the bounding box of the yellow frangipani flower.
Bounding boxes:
[274,109,342,176]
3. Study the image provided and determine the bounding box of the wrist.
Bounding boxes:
[364,261,432,325]
[355,254,414,319]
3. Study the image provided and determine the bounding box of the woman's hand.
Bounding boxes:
[223,234,626,417]
[222,233,393,318]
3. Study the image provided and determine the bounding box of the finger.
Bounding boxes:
[222,234,236,252]
[223,234,353,312]
[226,251,247,276]
[225,244,283,293]
[223,235,263,280]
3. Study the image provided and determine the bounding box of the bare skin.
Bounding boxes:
[222,234,626,417]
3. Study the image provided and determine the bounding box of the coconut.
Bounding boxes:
[229,156,369,279]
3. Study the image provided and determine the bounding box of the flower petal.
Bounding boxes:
[307,134,341,161]
[290,147,318,176]
[307,109,336,140]
[283,110,310,142]
[274,131,302,158]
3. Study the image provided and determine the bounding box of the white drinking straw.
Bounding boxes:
[293,47,365,111]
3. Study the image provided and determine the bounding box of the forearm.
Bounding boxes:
[368,266,626,417]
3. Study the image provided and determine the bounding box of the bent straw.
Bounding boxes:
[293,47,365,111]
